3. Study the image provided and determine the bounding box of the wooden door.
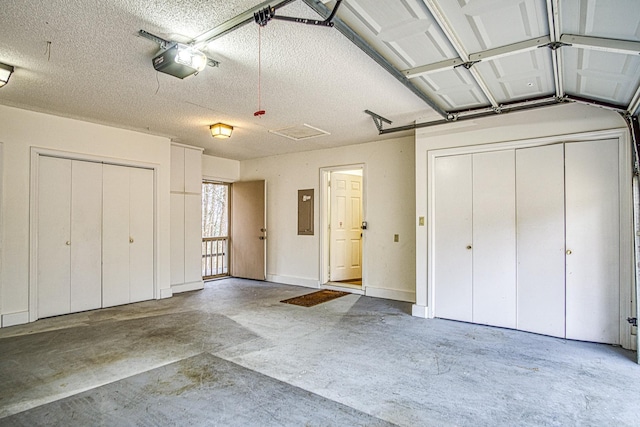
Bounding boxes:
[38,156,72,318]
[472,150,516,328]
[231,180,266,280]
[516,144,566,338]
[129,167,154,303]
[433,154,473,322]
[565,139,620,344]
[70,160,103,312]
[102,164,131,307]
[330,173,362,282]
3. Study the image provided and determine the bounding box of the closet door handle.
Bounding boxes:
[566,249,572,255]
[466,245,472,250]
[130,237,134,243]
[65,241,71,246]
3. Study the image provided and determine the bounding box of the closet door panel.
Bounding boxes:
[516,144,566,338]
[434,154,473,322]
[184,194,203,284]
[171,146,185,193]
[170,193,185,285]
[70,160,103,312]
[129,167,154,302]
[565,139,620,344]
[472,150,516,328]
[102,164,131,307]
[38,157,72,318]
[184,148,202,194]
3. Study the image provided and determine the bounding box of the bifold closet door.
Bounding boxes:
[565,139,619,344]
[472,150,516,328]
[38,157,72,318]
[70,161,103,312]
[129,167,154,302]
[103,164,154,307]
[103,164,131,307]
[433,154,473,322]
[516,144,566,338]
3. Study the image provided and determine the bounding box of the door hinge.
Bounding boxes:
[628,317,638,327]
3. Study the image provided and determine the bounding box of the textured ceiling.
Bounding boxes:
[1,1,639,160]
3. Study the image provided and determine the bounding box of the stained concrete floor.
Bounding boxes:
[0,278,639,426]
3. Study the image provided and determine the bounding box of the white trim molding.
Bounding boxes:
[2,311,29,327]
[267,274,320,289]
[366,286,415,303]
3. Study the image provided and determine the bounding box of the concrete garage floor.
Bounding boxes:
[0,279,638,426]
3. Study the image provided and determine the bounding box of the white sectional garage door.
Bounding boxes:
[433,138,620,344]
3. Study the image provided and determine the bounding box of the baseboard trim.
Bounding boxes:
[171,281,204,294]
[322,283,365,295]
[412,304,428,318]
[2,311,30,327]
[266,275,320,289]
[160,288,173,299]
[364,287,415,303]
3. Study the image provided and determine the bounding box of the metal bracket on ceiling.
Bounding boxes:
[540,41,572,51]
[454,60,481,70]
[138,29,220,67]
[254,0,342,27]
[364,110,392,132]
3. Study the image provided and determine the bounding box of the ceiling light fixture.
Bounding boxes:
[153,43,207,79]
[210,123,233,138]
[0,62,14,88]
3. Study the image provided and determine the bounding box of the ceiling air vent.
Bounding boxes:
[269,124,330,141]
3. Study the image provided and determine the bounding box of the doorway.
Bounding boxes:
[320,165,365,290]
[202,181,230,279]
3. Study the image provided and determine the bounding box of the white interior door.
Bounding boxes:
[231,180,266,281]
[38,156,72,318]
[565,139,620,344]
[330,173,362,282]
[472,150,516,328]
[434,155,473,322]
[516,144,566,338]
[102,164,131,307]
[129,167,154,303]
[70,160,103,312]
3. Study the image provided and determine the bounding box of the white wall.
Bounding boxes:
[240,136,416,302]
[202,154,240,182]
[414,103,629,316]
[0,105,172,325]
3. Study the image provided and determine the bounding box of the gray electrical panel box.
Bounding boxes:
[298,189,314,235]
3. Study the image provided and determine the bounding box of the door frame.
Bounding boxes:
[319,164,366,288]
[423,128,634,349]
[29,147,160,322]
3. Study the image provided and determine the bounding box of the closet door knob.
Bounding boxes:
[566,249,572,255]
[130,237,134,243]
[65,241,71,246]
[466,245,472,250]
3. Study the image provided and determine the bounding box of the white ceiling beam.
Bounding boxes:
[469,36,551,62]
[546,0,563,98]
[422,0,499,108]
[405,36,552,79]
[560,34,640,56]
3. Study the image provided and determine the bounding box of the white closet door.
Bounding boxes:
[434,154,473,322]
[184,193,203,284]
[184,148,202,194]
[565,139,620,344]
[516,144,566,338]
[38,157,72,318]
[70,160,103,312]
[171,146,185,192]
[129,167,154,302]
[102,164,131,307]
[170,193,185,285]
[472,150,516,328]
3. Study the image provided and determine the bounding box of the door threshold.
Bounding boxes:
[322,282,365,295]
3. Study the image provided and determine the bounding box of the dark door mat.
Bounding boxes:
[280,290,350,307]
[0,353,396,427]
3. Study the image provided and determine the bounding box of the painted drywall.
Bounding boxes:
[0,104,172,323]
[202,154,240,182]
[240,136,416,302]
[414,103,629,314]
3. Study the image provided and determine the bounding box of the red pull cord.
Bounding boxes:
[254,25,266,117]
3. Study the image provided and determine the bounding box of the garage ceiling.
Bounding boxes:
[0,1,638,160]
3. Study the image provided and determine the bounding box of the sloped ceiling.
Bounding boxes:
[0,0,638,160]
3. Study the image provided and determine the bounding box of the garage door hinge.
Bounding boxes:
[628,317,638,327]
